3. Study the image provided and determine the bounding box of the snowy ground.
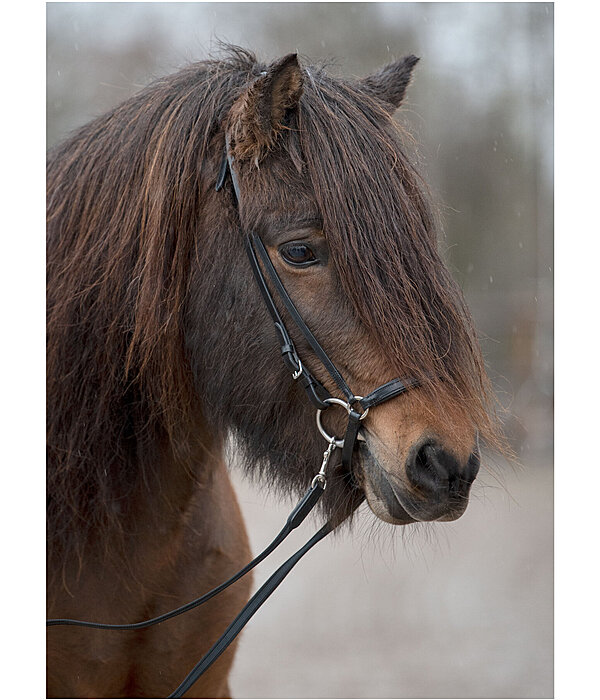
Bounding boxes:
[228,455,553,699]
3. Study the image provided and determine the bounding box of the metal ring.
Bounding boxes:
[323,397,352,412]
[311,473,327,489]
[350,396,370,421]
[316,396,370,447]
[323,396,369,420]
[315,408,345,448]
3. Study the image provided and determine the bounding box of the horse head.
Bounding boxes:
[186,52,499,527]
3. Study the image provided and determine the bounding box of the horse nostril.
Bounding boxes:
[406,441,469,497]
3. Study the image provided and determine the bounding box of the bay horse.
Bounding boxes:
[47,47,501,698]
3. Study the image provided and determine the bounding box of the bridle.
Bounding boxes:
[46,133,420,698]
[219,134,420,478]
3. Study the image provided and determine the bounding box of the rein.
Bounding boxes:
[46,134,420,698]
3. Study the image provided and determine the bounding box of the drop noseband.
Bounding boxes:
[46,136,420,698]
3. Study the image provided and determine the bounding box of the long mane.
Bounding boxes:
[47,48,258,562]
[297,69,498,439]
[47,47,502,565]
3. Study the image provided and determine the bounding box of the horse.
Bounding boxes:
[47,47,502,698]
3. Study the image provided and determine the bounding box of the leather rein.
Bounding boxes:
[46,135,420,698]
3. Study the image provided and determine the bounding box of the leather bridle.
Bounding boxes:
[219,134,420,480]
[46,134,420,698]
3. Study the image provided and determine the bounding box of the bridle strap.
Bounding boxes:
[339,379,420,471]
[249,233,355,403]
[48,456,347,697]
[47,480,327,631]
[167,522,333,699]
[341,407,364,473]
[244,235,331,409]
[222,137,354,407]
[361,377,421,409]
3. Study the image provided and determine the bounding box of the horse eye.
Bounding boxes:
[280,242,318,267]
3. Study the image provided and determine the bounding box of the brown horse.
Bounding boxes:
[47,47,502,698]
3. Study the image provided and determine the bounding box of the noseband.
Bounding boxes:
[47,134,420,698]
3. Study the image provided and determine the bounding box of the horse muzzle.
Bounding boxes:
[357,435,480,524]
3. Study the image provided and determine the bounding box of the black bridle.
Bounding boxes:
[47,135,420,698]
[220,135,419,478]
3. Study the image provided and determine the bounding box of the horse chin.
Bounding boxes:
[362,482,417,525]
[356,444,470,525]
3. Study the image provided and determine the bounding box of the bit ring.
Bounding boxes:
[315,397,369,447]
[316,409,345,448]
[324,396,369,420]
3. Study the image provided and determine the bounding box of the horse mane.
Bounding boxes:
[47,46,503,566]
[296,68,500,441]
[47,47,260,563]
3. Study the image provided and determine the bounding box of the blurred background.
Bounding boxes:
[47,3,553,698]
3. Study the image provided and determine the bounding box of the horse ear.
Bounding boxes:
[228,53,304,162]
[360,55,420,113]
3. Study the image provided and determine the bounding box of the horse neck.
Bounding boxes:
[50,416,226,601]
[121,417,223,564]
